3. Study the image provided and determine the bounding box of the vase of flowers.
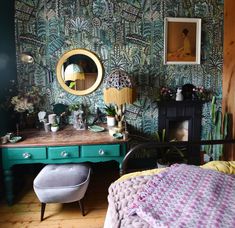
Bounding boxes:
[160,87,173,101]
[192,86,212,101]
[11,86,43,129]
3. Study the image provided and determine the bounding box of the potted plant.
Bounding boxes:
[104,105,116,127]
[51,123,59,132]
[204,96,229,161]
[154,129,186,167]
[68,103,81,113]
[157,147,186,168]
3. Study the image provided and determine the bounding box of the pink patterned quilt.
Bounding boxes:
[129,164,235,228]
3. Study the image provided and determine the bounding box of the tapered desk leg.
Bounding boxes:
[4,169,14,206]
[119,162,123,176]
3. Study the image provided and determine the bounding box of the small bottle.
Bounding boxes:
[44,123,50,132]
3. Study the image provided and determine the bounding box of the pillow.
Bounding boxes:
[201,161,235,174]
[116,161,235,183]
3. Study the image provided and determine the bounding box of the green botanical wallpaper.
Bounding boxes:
[15,0,224,138]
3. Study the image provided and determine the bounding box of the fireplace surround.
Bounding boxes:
[158,100,203,165]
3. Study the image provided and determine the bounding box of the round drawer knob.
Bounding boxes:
[99,149,105,156]
[22,152,31,159]
[61,151,69,157]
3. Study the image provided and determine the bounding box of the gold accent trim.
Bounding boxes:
[56,48,103,96]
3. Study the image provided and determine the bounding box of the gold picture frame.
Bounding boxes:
[164,17,201,65]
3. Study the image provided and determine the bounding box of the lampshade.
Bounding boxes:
[103,69,135,106]
[64,63,85,81]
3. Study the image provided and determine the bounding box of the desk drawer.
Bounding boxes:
[7,147,46,160]
[48,146,79,159]
[81,144,120,157]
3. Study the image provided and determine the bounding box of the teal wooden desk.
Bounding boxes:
[0,126,128,205]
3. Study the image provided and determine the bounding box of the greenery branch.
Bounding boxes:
[204,96,229,160]
[104,105,116,117]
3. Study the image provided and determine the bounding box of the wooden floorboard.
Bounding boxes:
[0,162,120,228]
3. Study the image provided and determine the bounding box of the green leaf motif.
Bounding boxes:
[48,36,65,54]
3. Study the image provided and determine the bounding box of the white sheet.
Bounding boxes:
[103,207,113,228]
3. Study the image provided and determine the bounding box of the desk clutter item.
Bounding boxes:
[44,123,50,132]
[51,124,59,132]
[72,110,86,130]
[1,136,8,144]
[48,114,57,125]
[9,136,22,143]
[33,163,91,221]
[38,111,46,122]
[38,111,61,132]
[88,125,105,132]
[1,133,22,144]
[112,132,123,139]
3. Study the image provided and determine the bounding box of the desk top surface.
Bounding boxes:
[1,125,128,148]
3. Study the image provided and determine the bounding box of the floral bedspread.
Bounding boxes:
[129,164,235,228]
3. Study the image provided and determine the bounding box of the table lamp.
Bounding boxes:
[103,69,136,130]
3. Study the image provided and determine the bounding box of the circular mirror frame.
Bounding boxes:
[56,48,103,96]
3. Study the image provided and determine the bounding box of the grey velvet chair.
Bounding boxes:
[33,163,91,221]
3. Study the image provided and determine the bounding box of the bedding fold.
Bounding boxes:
[129,164,235,228]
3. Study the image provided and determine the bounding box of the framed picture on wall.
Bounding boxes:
[164,17,201,65]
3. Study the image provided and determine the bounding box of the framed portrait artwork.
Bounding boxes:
[164,17,201,65]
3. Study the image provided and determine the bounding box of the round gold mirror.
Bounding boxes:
[56,48,103,96]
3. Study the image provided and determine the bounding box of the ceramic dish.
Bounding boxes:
[88,125,105,132]
[9,136,22,143]
[112,133,123,139]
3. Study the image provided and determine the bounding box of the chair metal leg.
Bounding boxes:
[41,203,46,221]
[78,199,85,216]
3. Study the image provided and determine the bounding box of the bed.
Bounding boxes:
[104,160,235,228]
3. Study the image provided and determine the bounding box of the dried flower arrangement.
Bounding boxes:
[11,86,42,114]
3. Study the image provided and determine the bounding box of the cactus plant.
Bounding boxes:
[204,96,229,160]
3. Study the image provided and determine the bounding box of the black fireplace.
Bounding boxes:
[158,100,203,165]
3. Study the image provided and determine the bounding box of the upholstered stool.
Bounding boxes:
[33,163,91,221]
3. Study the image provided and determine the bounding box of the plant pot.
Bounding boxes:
[51,126,59,132]
[156,160,169,168]
[106,116,116,127]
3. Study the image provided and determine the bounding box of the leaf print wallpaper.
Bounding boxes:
[15,0,224,138]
